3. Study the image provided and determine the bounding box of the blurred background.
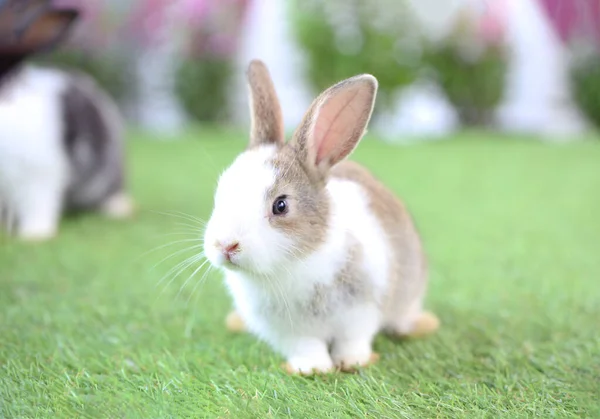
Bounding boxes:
[38,0,600,143]
[2,3,599,415]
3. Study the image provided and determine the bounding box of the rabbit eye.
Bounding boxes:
[272,195,288,215]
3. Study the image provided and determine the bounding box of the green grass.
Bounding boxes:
[1,129,599,418]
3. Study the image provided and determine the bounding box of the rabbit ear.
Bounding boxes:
[289,74,378,176]
[246,59,285,149]
[0,1,79,56]
[0,0,48,35]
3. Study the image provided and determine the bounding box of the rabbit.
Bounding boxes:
[202,59,440,375]
[0,0,133,242]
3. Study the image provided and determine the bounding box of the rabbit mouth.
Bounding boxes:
[214,252,242,270]
[223,258,239,268]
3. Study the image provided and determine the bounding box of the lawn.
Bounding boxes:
[1,128,599,418]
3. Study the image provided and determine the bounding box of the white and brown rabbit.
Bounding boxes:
[203,59,440,375]
[0,0,133,241]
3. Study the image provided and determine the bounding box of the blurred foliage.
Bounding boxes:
[32,1,510,128]
[34,49,234,124]
[31,0,246,125]
[173,0,246,124]
[424,45,507,126]
[291,1,508,126]
[175,57,233,123]
[571,49,600,130]
[290,0,423,114]
[33,50,132,102]
[423,15,507,126]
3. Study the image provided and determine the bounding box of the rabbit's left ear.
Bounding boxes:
[0,1,79,55]
[289,74,378,176]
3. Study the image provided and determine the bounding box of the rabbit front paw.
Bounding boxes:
[331,339,379,372]
[225,310,246,333]
[18,216,58,242]
[283,355,334,375]
[280,338,333,375]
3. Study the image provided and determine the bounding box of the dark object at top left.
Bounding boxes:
[0,0,79,76]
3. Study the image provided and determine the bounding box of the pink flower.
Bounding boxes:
[477,0,507,45]
[126,0,172,46]
[182,0,211,26]
[208,33,235,56]
[538,0,600,46]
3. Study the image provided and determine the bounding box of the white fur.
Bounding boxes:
[0,66,129,240]
[204,144,295,273]
[0,67,69,240]
[204,146,395,373]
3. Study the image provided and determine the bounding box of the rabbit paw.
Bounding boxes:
[331,340,379,371]
[282,355,334,376]
[225,310,246,333]
[18,228,56,242]
[18,219,58,242]
[101,192,134,219]
[334,352,379,372]
[386,311,440,339]
[407,311,440,338]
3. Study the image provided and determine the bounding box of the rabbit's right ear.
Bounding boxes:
[246,59,285,149]
[0,1,79,55]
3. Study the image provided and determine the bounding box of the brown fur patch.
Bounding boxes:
[303,234,370,317]
[263,146,431,330]
[0,2,79,56]
[0,2,79,80]
[266,145,329,257]
[331,233,371,301]
[330,160,429,325]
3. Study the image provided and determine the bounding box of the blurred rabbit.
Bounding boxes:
[0,0,134,241]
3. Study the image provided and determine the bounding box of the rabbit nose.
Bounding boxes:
[220,241,240,260]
